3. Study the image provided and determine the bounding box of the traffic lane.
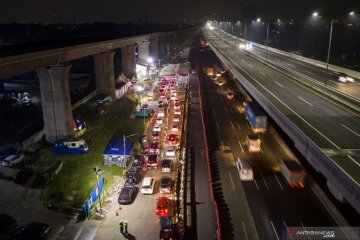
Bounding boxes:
[215,37,360,151]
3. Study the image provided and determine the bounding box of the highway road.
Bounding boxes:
[93,76,186,240]
[203,28,360,213]
[214,29,360,100]
[197,44,337,240]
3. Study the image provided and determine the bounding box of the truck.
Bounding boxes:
[246,134,261,153]
[53,138,89,155]
[206,67,214,76]
[245,101,268,133]
[280,160,306,188]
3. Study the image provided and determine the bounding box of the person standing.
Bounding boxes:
[124,220,128,234]
[119,220,124,233]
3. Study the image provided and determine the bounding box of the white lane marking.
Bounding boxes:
[236,121,241,130]
[220,96,224,102]
[287,63,294,67]
[273,173,284,190]
[216,120,220,130]
[304,70,314,75]
[246,122,251,129]
[348,155,360,167]
[238,141,244,153]
[248,64,254,68]
[274,58,280,61]
[242,222,249,240]
[229,107,233,113]
[300,222,312,240]
[283,221,292,240]
[341,124,360,138]
[270,221,280,240]
[274,81,284,88]
[253,178,260,190]
[298,96,314,107]
[229,171,235,190]
[260,171,269,190]
[225,107,229,113]
[259,71,266,76]
[218,88,221,93]
[221,140,224,150]
[230,121,235,130]
[241,59,245,63]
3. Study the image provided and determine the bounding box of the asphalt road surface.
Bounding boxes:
[197,43,337,240]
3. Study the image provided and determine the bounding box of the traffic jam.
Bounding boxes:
[119,69,187,240]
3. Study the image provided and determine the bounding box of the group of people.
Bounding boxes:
[119,219,128,234]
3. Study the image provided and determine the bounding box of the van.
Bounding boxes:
[141,177,155,194]
[236,157,253,181]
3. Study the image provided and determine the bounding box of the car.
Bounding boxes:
[149,141,160,154]
[168,134,177,145]
[333,72,354,83]
[141,177,155,194]
[170,88,176,94]
[174,103,181,110]
[157,110,165,118]
[174,109,181,115]
[0,213,17,235]
[174,99,181,105]
[236,158,254,181]
[118,186,138,205]
[152,131,160,140]
[0,145,17,161]
[226,92,234,100]
[217,80,224,86]
[171,123,179,132]
[170,94,177,101]
[16,222,51,240]
[161,159,172,173]
[146,154,158,169]
[160,176,172,194]
[14,169,34,184]
[131,154,146,170]
[153,124,161,132]
[156,197,171,216]
[156,117,164,124]
[173,114,180,122]
[211,74,218,80]
[2,154,24,167]
[220,69,227,75]
[125,167,142,185]
[165,146,176,157]
[159,88,165,94]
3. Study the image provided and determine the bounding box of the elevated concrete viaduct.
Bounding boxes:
[0,28,198,142]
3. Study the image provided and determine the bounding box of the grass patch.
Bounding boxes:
[39,92,147,208]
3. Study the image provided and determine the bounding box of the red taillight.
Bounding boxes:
[289,183,294,188]
[302,170,306,175]
[299,182,304,188]
[165,209,168,213]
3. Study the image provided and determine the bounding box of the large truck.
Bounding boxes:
[53,138,89,155]
[245,101,268,133]
[206,67,214,76]
[280,160,306,188]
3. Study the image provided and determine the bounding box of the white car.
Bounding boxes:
[153,124,161,132]
[141,177,155,194]
[174,109,181,115]
[170,95,177,101]
[2,154,24,167]
[157,110,165,118]
[171,123,179,132]
[165,146,176,157]
[156,117,163,124]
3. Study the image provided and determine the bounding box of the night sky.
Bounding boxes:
[0,0,357,24]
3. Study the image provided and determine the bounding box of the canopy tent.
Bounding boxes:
[103,138,135,167]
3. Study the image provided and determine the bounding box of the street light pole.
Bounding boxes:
[94,167,102,214]
[326,18,334,71]
[266,23,270,60]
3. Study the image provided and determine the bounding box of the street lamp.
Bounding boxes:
[94,167,103,214]
[123,133,137,163]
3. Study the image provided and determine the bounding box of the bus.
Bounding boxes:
[236,157,254,181]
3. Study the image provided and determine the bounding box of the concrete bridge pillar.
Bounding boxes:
[137,40,150,63]
[158,36,166,61]
[93,51,116,99]
[37,64,74,143]
[121,45,137,79]
[149,38,159,62]
[166,41,171,60]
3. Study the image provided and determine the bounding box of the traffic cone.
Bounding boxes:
[116,210,119,216]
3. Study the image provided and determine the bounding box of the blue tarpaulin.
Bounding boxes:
[103,138,135,156]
